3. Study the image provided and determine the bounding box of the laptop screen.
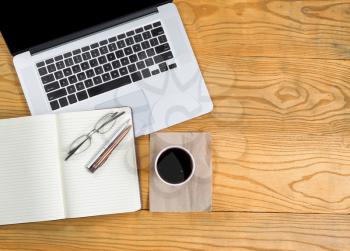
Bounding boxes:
[0,0,170,55]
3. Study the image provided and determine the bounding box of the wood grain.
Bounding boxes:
[1,211,350,251]
[0,0,350,250]
[177,0,350,59]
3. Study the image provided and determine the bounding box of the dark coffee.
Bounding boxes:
[156,147,194,185]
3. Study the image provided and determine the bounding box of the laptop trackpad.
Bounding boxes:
[95,90,153,135]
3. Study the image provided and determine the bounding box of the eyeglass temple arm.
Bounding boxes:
[65,137,90,161]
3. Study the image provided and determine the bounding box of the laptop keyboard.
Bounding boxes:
[35,21,177,111]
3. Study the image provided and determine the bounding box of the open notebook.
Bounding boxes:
[0,107,141,225]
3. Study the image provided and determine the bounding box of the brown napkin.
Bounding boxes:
[149,132,212,212]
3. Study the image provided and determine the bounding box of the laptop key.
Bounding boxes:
[146,48,155,57]
[141,41,150,50]
[86,69,95,78]
[47,88,67,101]
[159,62,168,72]
[56,61,65,70]
[134,34,143,43]
[151,27,164,37]
[91,49,100,58]
[152,69,160,75]
[108,43,117,52]
[150,38,159,47]
[121,57,129,66]
[138,51,147,60]
[102,73,111,82]
[132,44,142,53]
[115,50,124,58]
[99,40,108,46]
[142,31,151,40]
[155,43,170,54]
[135,27,143,34]
[90,43,99,49]
[111,70,120,79]
[77,90,88,101]
[88,75,132,97]
[94,66,103,75]
[158,35,167,43]
[82,52,91,61]
[119,67,128,76]
[125,37,134,46]
[81,62,90,70]
[153,21,161,27]
[63,68,73,77]
[98,56,107,64]
[68,94,77,104]
[89,58,98,67]
[59,97,69,107]
[76,82,85,91]
[84,79,94,88]
[112,60,121,69]
[154,51,173,64]
[103,63,112,72]
[117,33,126,40]
[50,100,60,110]
[38,67,47,76]
[59,79,69,87]
[142,68,151,78]
[107,53,116,61]
[169,63,177,69]
[108,37,117,43]
[72,65,81,73]
[47,64,56,73]
[65,58,74,67]
[93,76,103,85]
[117,40,126,49]
[128,64,137,73]
[145,24,152,30]
[42,74,55,84]
[64,52,72,58]
[145,58,154,67]
[45,58,54,64]
[55,55,63,61]
[54,71,64,80]
[131,71,142,82]
[129,54,138,63]
[126,30,135,37]
[67,85,76,94]
[124,47,133,56]
[77,72,86,81]
[99,46,108,55]
[73,49,81,55]
[45,81,60,93]
[82,46,90,52]
[73,55,83,64]
[36,61,45,68]
[136,61,146,70]
[68,75,78,84]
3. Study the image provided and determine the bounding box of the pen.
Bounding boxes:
[87,120,132,173]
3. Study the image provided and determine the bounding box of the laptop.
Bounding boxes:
[0,0,213,136]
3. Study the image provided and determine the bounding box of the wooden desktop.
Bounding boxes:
[0,0,350,250]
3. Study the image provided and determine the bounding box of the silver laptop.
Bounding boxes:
[0,0,212,136]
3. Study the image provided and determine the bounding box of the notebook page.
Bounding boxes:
[57,108,141,218]
[0,115,65,225]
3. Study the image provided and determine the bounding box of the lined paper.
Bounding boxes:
[57,108,141,218]
[0,115,65,225]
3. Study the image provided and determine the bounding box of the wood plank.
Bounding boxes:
[0,211,349,251]
[175,0,350,59]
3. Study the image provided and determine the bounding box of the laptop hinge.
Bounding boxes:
[29,5,162,55]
